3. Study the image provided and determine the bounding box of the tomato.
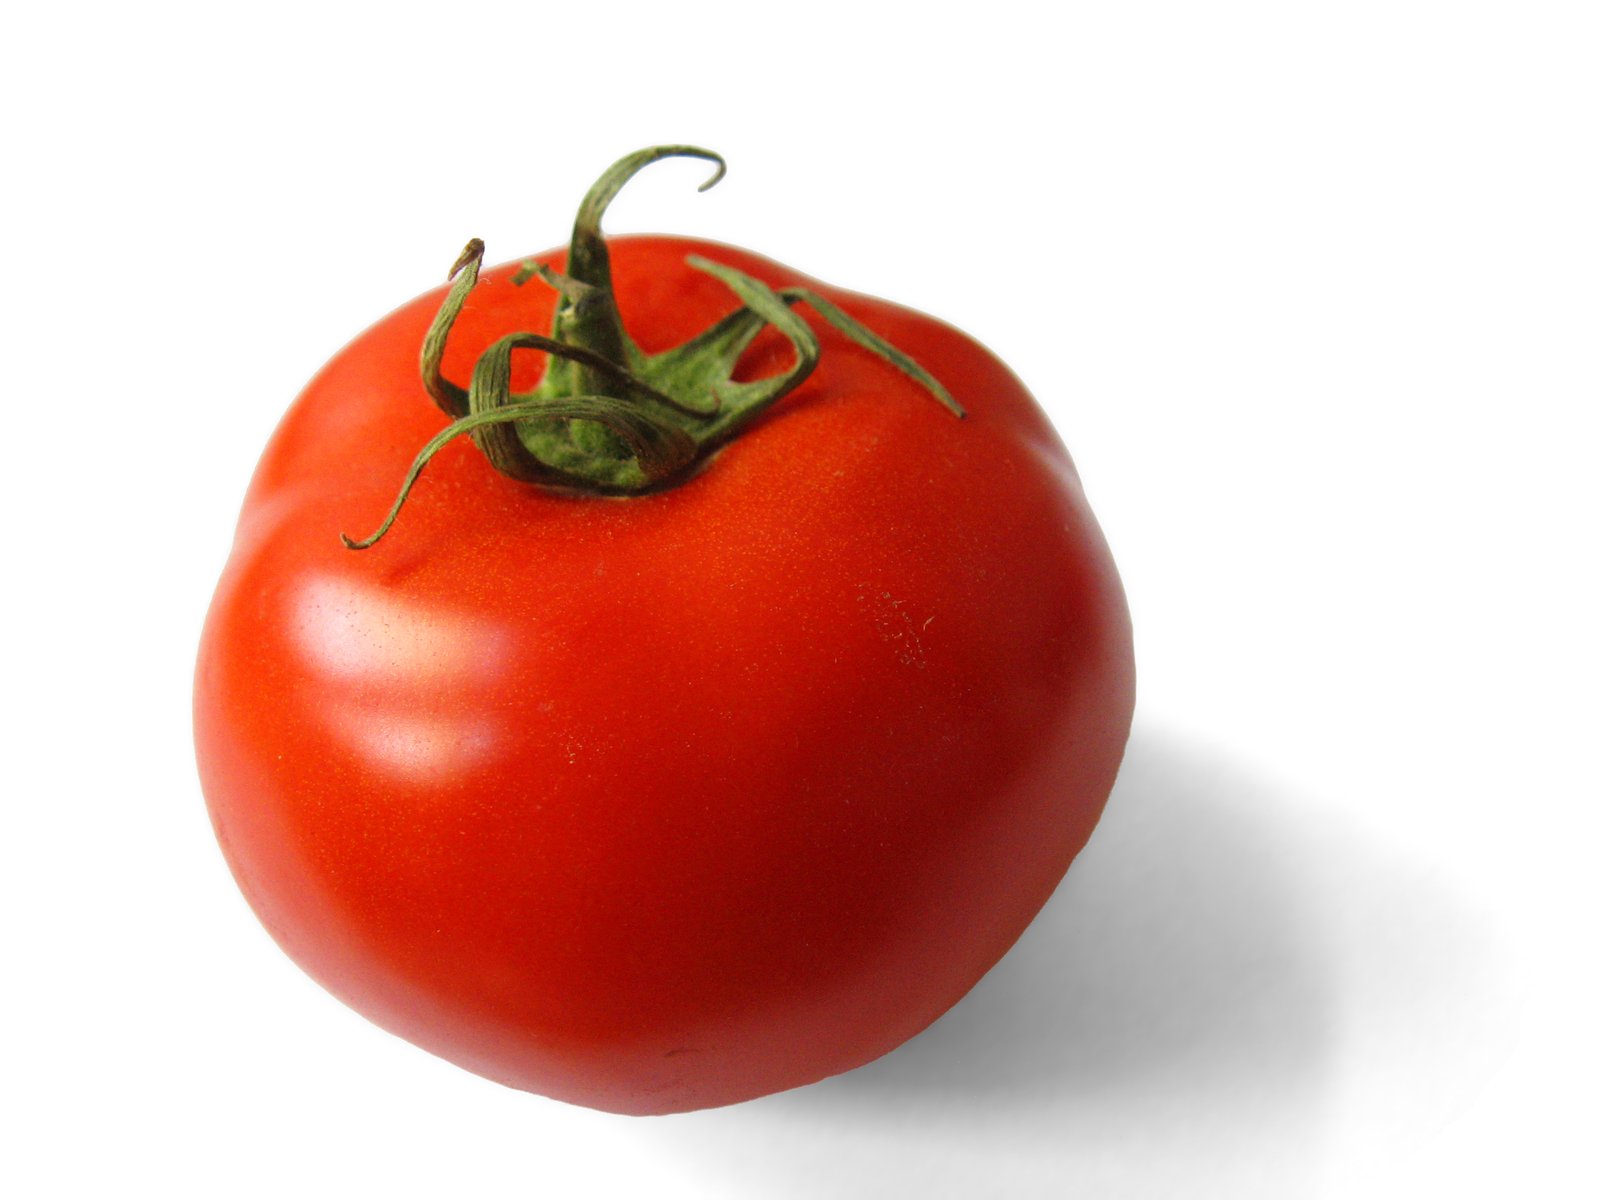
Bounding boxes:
[194,148,1134,1115]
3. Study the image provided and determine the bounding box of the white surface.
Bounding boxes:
[4,3,1595,1196]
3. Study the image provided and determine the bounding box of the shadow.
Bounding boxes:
[640,726,1505,1198]
[801,726,1334,1109]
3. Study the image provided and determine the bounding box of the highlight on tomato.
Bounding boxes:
[194,146,1134,1114]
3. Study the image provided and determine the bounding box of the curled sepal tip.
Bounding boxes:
[566,145,726,313]
[575,145,726,241]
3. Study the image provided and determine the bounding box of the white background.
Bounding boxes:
[4,2,1596,1196]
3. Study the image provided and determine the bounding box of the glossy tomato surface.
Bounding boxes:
[194,235,1134,1114]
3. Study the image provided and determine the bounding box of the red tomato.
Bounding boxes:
[194,151,1133,1115]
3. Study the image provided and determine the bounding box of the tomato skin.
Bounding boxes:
[194,235,1134,1114]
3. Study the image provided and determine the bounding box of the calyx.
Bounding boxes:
[343,145,963,550]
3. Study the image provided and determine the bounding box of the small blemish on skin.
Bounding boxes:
[857,585,929,670]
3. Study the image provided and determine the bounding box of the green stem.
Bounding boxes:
[347,146,962,548]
